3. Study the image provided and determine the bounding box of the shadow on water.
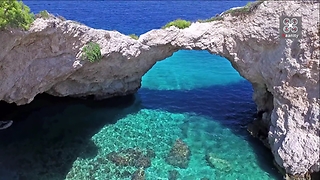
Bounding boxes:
[137,80,283,180]
[0,81,283,179]
[0,93,141,180]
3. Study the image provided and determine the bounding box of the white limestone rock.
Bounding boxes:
[0,1,318,177]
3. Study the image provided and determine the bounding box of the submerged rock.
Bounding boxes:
[201,178,210,180]
[165,139,191,168]
[146,148,156,159]
[106,151,131,166]
[106,147,154,168]
[131,168,145,180]
[168,169,180,180]
[205,153,231,172]
[120,170,132,178]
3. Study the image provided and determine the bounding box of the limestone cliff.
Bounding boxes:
[0,1,319,178]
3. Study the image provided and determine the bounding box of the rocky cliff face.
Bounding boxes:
[0,1,319,178]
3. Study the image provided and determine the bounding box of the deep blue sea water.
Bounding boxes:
[0,1,283,180]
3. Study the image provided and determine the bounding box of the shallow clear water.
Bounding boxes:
[0,1,283,180]
[142,50,243,90]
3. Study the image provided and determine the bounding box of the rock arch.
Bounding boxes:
[0,1,318,178]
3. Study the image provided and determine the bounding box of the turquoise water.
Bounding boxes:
[0,51,282,180]
[142,50,243,90]
[69,51,280,180]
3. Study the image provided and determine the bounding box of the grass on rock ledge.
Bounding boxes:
[223,1,264,16]
[38,10,49,19]
[163,1,264,26]
[128,34,139,40]
[81,42,102,63]
[162,19,191,29]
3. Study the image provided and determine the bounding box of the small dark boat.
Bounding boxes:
[0,120,13,130]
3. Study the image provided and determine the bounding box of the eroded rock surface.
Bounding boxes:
[0,1,319,177]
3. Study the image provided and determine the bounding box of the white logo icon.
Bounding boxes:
[283,17,298,33]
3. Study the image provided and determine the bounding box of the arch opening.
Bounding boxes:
[138,49,280,179]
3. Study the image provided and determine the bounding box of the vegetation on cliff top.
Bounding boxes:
[162,19,191,29]
[38,10,49,19]
[0,0,35,30]
[223,1,263,16]
[162,0,263,27]
[128,34,139,40]
[81,42,102,63]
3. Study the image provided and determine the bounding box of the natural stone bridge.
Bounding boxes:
[0,1,319,178]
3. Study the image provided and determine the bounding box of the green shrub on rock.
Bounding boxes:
[128,34,139,40]
[39,10,49,19]
[0,0,34,30]
[162,19,191,29]
[81,42,102,63]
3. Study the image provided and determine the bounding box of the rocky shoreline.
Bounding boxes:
[0,1,319,179]
[248,114,320,180]
[247,117,320,180]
